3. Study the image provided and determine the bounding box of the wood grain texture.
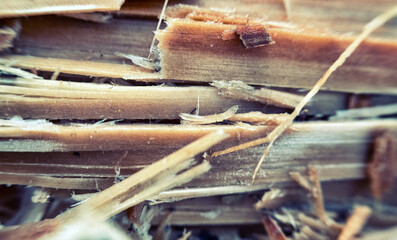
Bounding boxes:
[0,120,396,189]
[13,15,155,63]
[0,78,284,119]
[156,16,397,94]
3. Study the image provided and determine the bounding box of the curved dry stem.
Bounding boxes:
[251,139,275,185]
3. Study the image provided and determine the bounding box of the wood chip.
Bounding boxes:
[180,105,239,125]
[236,24,274,48]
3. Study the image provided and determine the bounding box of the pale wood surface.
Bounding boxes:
[157,17,397,94]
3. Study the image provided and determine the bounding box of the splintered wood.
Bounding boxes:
[0,131,228,239]
[156,5,397,94]
[60,130,228,221]
[1,1,397,239]
[1,119,396,189]
[212,5,397,183]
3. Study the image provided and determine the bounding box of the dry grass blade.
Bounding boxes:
[180,105,239,125]
[109,161,211,219]
[59,130,229,221]
[212,5,397,183]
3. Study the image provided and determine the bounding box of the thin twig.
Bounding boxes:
[148,0,169,59]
